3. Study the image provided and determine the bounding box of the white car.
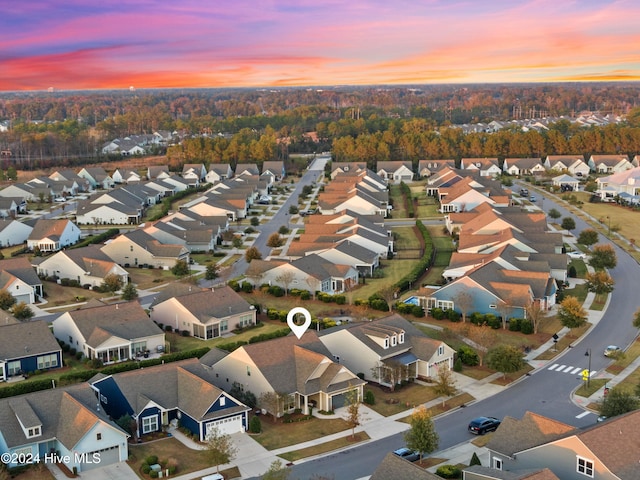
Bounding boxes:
[567,251,587,260]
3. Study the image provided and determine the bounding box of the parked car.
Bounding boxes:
[604,345,621,357]
[567,251,587,260]
[393,447,420,462]
[468,416,501,435]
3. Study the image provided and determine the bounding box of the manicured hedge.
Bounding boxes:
[394,220,433,292]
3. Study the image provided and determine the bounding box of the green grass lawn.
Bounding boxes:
[252,416,353,450]
[363,382,439,416]
[278,432,370,462]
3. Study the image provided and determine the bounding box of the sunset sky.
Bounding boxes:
[2,0,640,91]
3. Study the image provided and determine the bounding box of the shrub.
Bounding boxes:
[75,351,83,360]
[484,314,500,329]
[146,455,159,465]
[457,345,479,366]
[164,325,173,332]
[181,330,190,337]
[364,389,375,405]
[150,471,159,479]
[447,309,461,322]
[453,357,463,372]
[249,416,262,433]
[520,319,534,334]
[241,281,253,293]
[431,307,445,320]
[508,318,521,331]
[268,285,284,297]
[469,451,482,466]
[142,464,151,474]
[300,290,311,300]
[69,348,77,356]
[436,464,462,479]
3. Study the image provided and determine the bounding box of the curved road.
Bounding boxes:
[252,189,640,480]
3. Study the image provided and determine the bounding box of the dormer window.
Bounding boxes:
[384,338,389,349]
[399,332,405,344]
[27,426,41,438]
[391,335,397,347]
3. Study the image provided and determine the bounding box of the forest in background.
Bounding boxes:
[1,83,640,172]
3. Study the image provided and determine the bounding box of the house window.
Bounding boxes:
[493,457,503,470]
[391,335,397,347]
[37,354,58,370]
[27,427,41,438]
[489,304,497,309]
[130,246,133,252]
[97,433,102,441]
[384,338,389,349]
[220,396,226,406]
[334,355,340,363]
[247,366,251,376]
[577,456,594,477]
[142,415,159,434]
[398,332,405,344]
[438,346,444,356]
[68,336,73,344]
[7,361,21,376]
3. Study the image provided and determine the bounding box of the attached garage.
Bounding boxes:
[78,445,120,471]
[331,393,346,409]
[204,414,244,437]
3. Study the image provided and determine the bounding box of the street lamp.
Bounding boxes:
[584,349,592,388]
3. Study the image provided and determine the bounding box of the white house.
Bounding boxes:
[27,219,81,252]
[0,219,32,248]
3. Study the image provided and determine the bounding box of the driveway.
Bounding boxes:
[77,462,139,480]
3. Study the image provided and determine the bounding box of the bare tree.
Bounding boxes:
[275,270,296,296]
[453,291,474,323]
[371,359,406,391]
[525,300,545,334]
[258,391,286,422]
[378,285,398,312]
[465,324,497,367]
[432,363,457,408]
[205,426,237,474]
[495,300,513,330]
[343,387,366,439]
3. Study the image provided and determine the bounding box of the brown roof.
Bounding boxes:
[28,219,72,241]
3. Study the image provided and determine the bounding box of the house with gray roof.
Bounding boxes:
[52,301,165,364]
[182,163,207,184]
[33,244,128,288]
[27,218,81,253]
[418,159,456,178]
[144,219,217,253]
[101,229,189,269]
[502,158,546,176]
[0,218,32,248]
[371,452,442,480]
[319,314,455,386]
[90,359,250,440]
[463,465,560,480]
[595,166,640,202]
[234,163,260,176]
[77,166,114,190]
[206,330,365,416]
[315,240,380,277]
[261,161,285,183]
[483,410,640,480]
[150,286,255,340]
[588,154,633,174]
[0,320,62,382]
[0,384,129,471]
[205,164,234,184]
[376,161,414,184]
[0,256,44,304]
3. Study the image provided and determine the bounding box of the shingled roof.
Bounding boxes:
[0,320,60,361]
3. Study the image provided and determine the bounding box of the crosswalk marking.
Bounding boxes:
[576,411,591,419]
[547,364,596,376]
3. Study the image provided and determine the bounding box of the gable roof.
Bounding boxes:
[0,320,61,360]
[57,301,162,347]
[28,219,73,241]
[370,452,441,480]
[0,256,42,287]
[154,286,253,320]
[0,384,126,449]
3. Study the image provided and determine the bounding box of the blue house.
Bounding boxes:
[0,320,62,382]
[90,358,250,441]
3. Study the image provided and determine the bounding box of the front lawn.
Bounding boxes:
[278,432,370,462]
[363,382,438,416]
[252,415,353,450]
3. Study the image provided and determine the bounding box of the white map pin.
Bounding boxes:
[287,307,312,339]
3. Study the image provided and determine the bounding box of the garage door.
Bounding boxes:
[13,294,31,304]
[331,393,345,409]
[79,445,120,471]
[205,415,243,436]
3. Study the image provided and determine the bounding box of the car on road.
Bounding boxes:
[519,188,529,197]
[393,447,420,462]
[604,345,622,357]
[529,195,537,202]
[567,251,587,260]
[468,416,501,435]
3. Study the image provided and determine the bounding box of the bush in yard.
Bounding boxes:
[146,455,158,465]
[431,307,445,320]
[453,357,463,372]
[436,464,461,479]
[470,451,482,466]
[520,319,534,334]
[568,265,577,278]
[300,290,311,300]
[228,280,240,291]
[249,416,262,433]
[142,464,151,474]
[268,285,284,297]
[457,345,479,366]
[508,318,521,331]
[484,314,500,329]
[447,309,461,322]
[241,281,253,293]
[364,389,375,405]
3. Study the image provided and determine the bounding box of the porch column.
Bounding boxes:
[303,396,309,415]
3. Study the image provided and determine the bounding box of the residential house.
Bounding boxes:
[0,385,129,471]
[463,466,559,480]
[544,155,590,177]
[0,320,62,382]
[144,219,217,253]
[205,331,366,415]
[438,177,510,213]
[0,257,44,304]
[329,162,367,180]
[371,453,442,480]
[318,169,390,217]
[417,159,456,178]
[483,410,640,479]
[111,169,141,184]
[205,164,234,184]
[595,166,640,202]
[146,165,170,181]
[234,163,260,177]
[462,158,502,178]
[49,169,90,192]
[182,163,207,183]
[551,174,580,191]
[0,182,49,202]
[502,158,546,176]
[150,286,256,340]
[77,166,114,190]
[376,161,414,184]
[261,161,285,184]
[101,229,189,269]
[315,240,380,277]
[0,198,25,218]
[0,218,32,247]
[33,245,128,288]
[90,359,251,439]
[319,314,455,385]
[75,196,143,226]
[588,154,633,174]
[26,219,81,252]
[52,301,165,364]
[244,254,359,295]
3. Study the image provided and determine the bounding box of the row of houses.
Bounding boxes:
[418,167,566,319]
